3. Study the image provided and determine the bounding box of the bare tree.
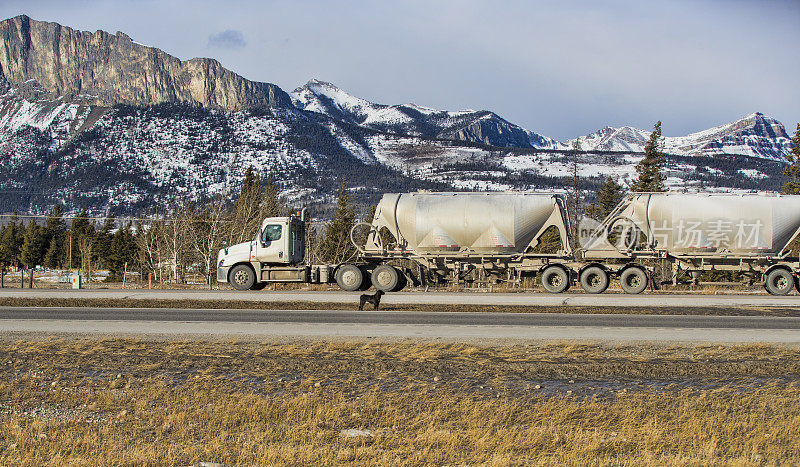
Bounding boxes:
[136,219,162,284]
[181,195,230,289]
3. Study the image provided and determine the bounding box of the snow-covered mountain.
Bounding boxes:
[571,113,793,161]
[0,16,794,216]
[292,79,563,150]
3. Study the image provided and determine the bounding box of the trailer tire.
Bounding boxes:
[372,265,400,292]
[765,268,795,296]
[620,267,648,294]
[580,266,609,294]
[541,266,570,294]
[229,264,255,291]
[335,264,365,291]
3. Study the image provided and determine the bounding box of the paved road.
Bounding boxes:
[2,288,799,308]
[2,307,800,342]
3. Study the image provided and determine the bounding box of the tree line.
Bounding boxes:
[0,166,361,288]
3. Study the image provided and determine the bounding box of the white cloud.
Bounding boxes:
[207,29,245,49]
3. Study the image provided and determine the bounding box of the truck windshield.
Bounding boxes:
[261,224,282,242]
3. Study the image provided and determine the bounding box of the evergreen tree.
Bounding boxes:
[20,220,45,270]
[319,180,357,263]
[586,177,625,220]
[0,224,10,287]
[0,214,22,271]
[229,166,264,244]
[632,121,666,192]
[228,167,284,245]
[42,205,66,268]
[783,123,800,194]
[263,174,281,218]
[70,209,96,278]
[43,236,60,269]
[70,208,92,268]
[95,216,116,268]
[108,222,136,280]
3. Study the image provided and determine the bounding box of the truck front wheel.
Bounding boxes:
[335,264,365,291]
[229,264,255,291]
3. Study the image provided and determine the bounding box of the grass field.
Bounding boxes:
[0,339,798,464]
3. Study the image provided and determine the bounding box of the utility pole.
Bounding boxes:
[571,139,582,249]
[68,229,72,272]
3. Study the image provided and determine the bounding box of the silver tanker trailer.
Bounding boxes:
[216,191,800,296]
[352,192,574,292]
[580,193,800,295]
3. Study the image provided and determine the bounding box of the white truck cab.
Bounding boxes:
[217,211,308,290]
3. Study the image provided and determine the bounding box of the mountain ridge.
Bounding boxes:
[292,79,563,150]
[0,15,794,215]
[569,112,792,161]
[0,15,792,161]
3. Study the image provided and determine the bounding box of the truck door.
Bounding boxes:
[255,222,289,264]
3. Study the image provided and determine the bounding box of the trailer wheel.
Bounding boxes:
[335,264,365,291]
[620,267,648,294]
[580,266,609,294]
[371,265,400,292]
[765,269,795,296]
[229,264,255,291]
[541,266,570,294]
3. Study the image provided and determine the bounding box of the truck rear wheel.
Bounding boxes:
[620,267,648,294]
[335,264,365,291]
[541,266,570,294]
[765,269,795,296]
[580,266,609,294]
[371,265,400,292]
[229,264,255,291]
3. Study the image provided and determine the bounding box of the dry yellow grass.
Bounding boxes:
[0,339,798,465]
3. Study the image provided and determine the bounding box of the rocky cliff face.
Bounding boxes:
[0,15,291,110]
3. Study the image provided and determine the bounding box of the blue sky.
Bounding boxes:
[1,0,797,140]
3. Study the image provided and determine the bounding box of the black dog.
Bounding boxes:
[359,290,385,311]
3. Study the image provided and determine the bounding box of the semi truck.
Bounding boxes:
[216,191,800,295]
